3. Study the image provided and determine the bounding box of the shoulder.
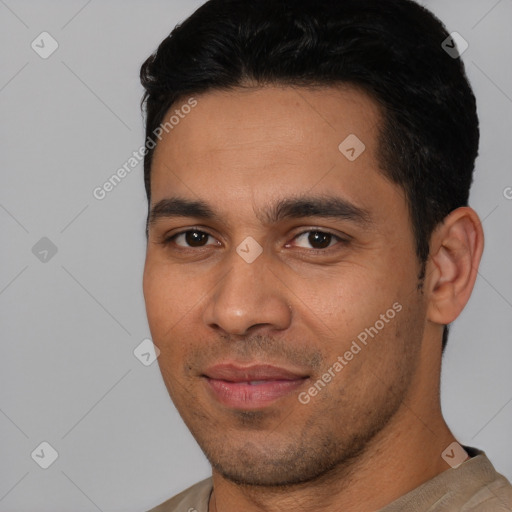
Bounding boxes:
[146,477,213,512]
[459,447,512,511]
[380,447,512,512]
[461,470,512,511]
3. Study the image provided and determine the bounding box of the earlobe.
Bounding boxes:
[426,207,484,325]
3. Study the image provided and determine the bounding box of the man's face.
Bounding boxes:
[143,85,428,486]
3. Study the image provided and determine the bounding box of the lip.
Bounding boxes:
[202,363,309,410]
[204,363,308,381]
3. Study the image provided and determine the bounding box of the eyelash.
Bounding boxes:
[159,228,349,252]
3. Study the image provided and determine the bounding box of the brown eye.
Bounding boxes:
[293,230,340,250]
[171,230,216,248]
[308,231,333,249]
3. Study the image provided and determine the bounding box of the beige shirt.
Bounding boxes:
[146,448,512,512]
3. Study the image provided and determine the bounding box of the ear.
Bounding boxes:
[425,207,484,325]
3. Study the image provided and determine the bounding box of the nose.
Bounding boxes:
[202,251,293,336]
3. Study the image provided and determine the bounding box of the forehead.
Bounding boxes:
[149,85,397,219]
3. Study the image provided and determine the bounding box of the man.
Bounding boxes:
[140,0,512,510]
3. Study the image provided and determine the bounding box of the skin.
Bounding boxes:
[143,85,484,512]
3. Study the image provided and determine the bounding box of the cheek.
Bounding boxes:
[142,260,166,329]
[299,266,390,326]
[143,263,188,383]
[142,258,187,337]
[292,262,413,375]
[143,257,206,359]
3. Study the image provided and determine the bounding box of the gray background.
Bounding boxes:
[0,1,511,511]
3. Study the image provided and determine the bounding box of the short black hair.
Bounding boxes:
[140,0,479,352]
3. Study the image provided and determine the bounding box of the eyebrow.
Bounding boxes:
[148,194,371,228]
